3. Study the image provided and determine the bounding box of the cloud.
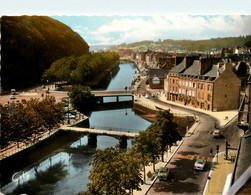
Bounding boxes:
[88,15,251,45]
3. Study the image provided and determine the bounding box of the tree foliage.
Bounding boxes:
[68,86,97,114]
[0,96,64,147]
[87,147,142,195]
[1,16,89,90]
[43,51,119,86]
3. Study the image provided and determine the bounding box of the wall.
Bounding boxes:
[213,63,241,111]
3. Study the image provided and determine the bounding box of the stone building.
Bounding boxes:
[166,56,241,111]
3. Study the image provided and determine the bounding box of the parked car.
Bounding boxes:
[194,159,206,171]
[10,95,16,100]
[158,167,170,181]
[64,113,76,119]
[144,94,149,99]
[213,129,221,138]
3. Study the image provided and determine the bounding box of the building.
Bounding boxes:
[228,76,251,194]
[166,56,241,111]
[149,69,170,89]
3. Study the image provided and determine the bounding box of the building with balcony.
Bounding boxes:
[165,56,241,111]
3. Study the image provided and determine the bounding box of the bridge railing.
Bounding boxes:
[89,125,143,133]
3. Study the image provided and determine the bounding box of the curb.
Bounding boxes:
[144,139,184,195]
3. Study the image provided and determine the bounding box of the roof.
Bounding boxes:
[149,69,169,78]
[203,64,224,77]
[169,59,185,73]
[182,60,200,76]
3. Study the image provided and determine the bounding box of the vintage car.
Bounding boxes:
[194,159,206,171]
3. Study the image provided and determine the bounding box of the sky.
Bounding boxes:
[1,0,251,45]
[52,15,251,45]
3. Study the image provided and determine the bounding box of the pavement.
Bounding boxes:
[203,151,237,195]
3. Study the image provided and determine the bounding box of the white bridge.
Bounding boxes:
[60,126,138,138]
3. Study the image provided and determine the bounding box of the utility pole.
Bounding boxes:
[225,141,230,160]
[216,145,219,162]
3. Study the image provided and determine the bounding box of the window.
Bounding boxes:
[179,89,181,94]
[193,83,196,88]
[183,81,185,87]
[183,89,186,95]
[186,81,188,87]
[198,83,201,89]
[201,84,204,89]
[173,87,175,92]
[192,91,195,97]
[176,80,178,84]
[189,82,192,88]
[188,91,191,96]
[170,86,172,92]
[208,94,211,101]
[180,80,182,86]
[176,87,178,93]
[208,85,211,91]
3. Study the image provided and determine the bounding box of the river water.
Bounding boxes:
[2,63,151,195]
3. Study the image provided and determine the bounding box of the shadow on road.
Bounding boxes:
[177,151,200,156]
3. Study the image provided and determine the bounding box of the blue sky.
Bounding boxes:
[1,0,251,45]
[52,15,251,45]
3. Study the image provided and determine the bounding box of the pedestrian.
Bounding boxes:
[210,148,213,157]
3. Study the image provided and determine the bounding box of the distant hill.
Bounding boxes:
[1,16,90,90]
[112,36,251,52]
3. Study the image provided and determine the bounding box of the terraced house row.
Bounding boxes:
[165,56,241,111]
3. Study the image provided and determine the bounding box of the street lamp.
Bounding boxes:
[67,96,70,124]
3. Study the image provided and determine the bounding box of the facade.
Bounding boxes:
[149,69,170,89]
[166,57,241,111]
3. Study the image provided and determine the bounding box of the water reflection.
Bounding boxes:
[2,63,150,194]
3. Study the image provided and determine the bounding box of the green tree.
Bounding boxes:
[155,110,182,162]
[87,147,142,194]
[132,131,151,183]
[68,85,97,114]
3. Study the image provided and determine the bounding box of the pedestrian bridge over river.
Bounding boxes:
[60,126,139,148]
[91,90,134,103]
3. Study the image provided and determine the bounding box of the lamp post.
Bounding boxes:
[67,95,70,124]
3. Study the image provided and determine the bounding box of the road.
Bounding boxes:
[132,76,241,194]
[146,97,241,194]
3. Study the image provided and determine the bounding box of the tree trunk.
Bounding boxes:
[152,157,155,172]
[161,150,164,162]
[143,165,146,183]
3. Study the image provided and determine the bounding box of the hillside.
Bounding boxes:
[112,36,251,52]
[1,16,90,90]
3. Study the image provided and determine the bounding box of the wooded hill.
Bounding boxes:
[113,36,251,51]
[1,16,90,90]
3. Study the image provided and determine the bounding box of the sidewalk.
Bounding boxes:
[133,140,183,195]
[134,90,238,127]
[203,151,237,195]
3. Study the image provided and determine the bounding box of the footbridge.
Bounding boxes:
[91,90,134,103]
[60,126,139,148]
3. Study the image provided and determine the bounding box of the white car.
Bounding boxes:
[10,95,16,99]
[64,113,76,119]
[213,129,221,138]
[194,159,206,171]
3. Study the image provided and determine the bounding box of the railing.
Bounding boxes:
[90,125,141,132]
[0,129,59,160]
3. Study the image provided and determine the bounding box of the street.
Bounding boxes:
[147,98,241,194]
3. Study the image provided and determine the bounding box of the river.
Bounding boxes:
[2,63,152,195]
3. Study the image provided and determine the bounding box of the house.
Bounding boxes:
[149,69,170,89]
[166,56,241,111]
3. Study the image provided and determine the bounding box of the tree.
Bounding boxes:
[69,85,97,114]
[87,147,142,194]
[131,134,151,183]
[155,110,182,162]
[133,127,162,173]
